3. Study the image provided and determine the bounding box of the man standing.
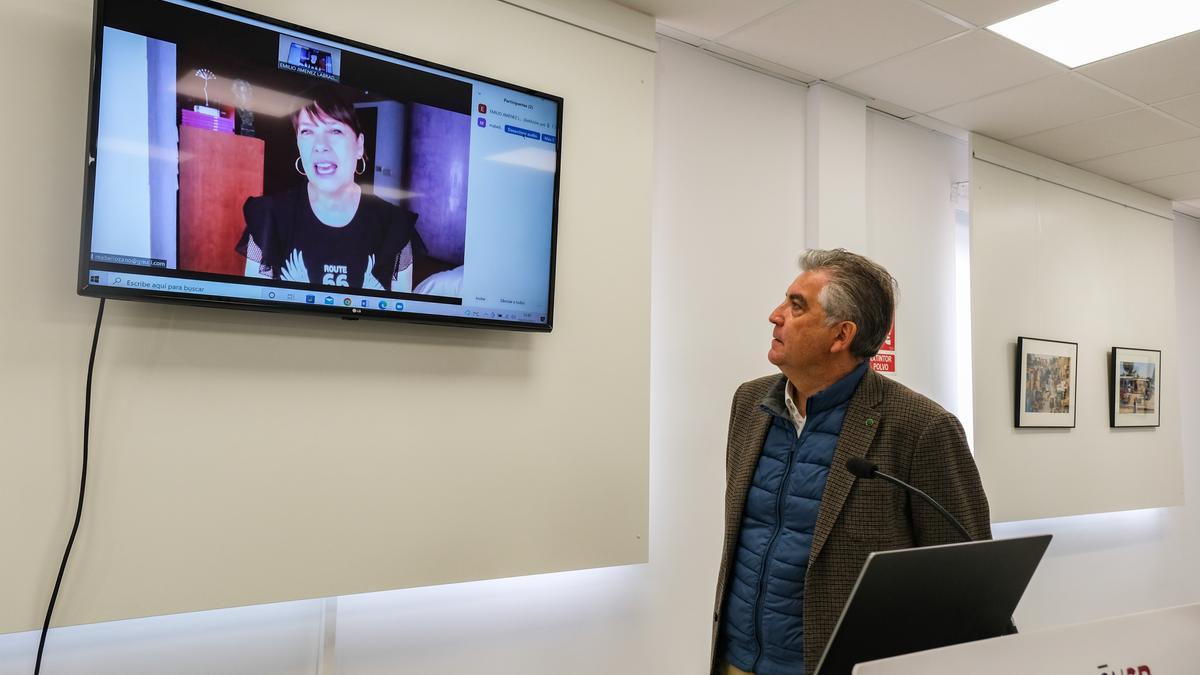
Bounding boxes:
[711,249,991,675]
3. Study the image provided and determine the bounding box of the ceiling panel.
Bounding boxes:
[1133,171,1200,201]
[919,0,1052,27]
[1074,138,1200,185]
[1175,199,1200,219]
[702,41,819,83]
[1007,109,1199,165]
[1156,93,1200,127]
[834,30,1062,113]
[615,0,793,41]
[718,0,967,81]
[928,73,1135,140]
[1078,31,1200,104]
[633,0,1200,196]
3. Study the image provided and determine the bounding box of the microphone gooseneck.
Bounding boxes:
[844,457,973,542]
[844,456,1018,634]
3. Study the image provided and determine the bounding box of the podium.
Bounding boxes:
[814,535,1052,675]
[854,603,1200,674]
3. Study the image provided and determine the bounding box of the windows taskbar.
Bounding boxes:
[83,269,548,325]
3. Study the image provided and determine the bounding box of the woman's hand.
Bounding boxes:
[281,249,310,283]
[362,255,385,290]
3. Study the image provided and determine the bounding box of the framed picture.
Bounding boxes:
[1110,347,1161,428]
[1015,337,1078,428]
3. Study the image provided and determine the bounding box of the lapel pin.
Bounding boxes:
[865,417,876,426]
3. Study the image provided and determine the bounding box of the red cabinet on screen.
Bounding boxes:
[178,125,264,276]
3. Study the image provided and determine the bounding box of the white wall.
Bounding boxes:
[865,110,967,414]
[807,83,866,251]
[1,31,810,675]
[3,0,653,636]
[0,600,325,675]
[970,148,1183,522]
[3,11,1198,675]
[650,37,807,673]
[994,211,1200,629]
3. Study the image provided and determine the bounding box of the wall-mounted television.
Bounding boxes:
[78,0,561,331]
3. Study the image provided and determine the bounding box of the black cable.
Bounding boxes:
[34,298,105,675]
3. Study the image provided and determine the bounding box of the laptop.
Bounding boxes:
[813,534,1052,675]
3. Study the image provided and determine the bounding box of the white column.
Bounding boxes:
[805,83,867,251]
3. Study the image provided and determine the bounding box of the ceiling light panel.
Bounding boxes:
[989,0,1200,68]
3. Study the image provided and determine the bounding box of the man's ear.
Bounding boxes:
[829,321,858,354]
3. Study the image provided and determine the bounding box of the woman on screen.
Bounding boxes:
[236,86,421,291]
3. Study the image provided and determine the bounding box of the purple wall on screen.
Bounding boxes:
[408,104,469,266]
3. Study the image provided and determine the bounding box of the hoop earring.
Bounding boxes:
[356,156,368,176]
[294,157,306,176]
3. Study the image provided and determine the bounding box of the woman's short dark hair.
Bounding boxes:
[798,248,898,360]
[289,85,363,137]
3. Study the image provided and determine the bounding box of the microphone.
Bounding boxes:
[848,457,1019,635]
[845,457,973,542]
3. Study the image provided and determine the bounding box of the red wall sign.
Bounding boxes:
[880,323,895,352]
[871,322,896,372]
[869,353,895,372]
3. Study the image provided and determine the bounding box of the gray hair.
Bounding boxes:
[798,248,897,360]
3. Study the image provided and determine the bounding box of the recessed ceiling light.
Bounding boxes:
[988,0,1200,68]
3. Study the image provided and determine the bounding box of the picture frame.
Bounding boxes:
[1014,337,1078,428]
[1110,347,1161,428]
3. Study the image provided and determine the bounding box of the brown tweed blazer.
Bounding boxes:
[710,368,991,675]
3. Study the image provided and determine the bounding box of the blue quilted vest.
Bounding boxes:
[719,363,867,675]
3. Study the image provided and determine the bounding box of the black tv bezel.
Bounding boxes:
[77,0,561,333]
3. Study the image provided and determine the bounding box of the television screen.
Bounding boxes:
[78,0,561,330]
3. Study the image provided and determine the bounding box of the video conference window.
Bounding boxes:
[90,0,483,305]
[279,36,340,80]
